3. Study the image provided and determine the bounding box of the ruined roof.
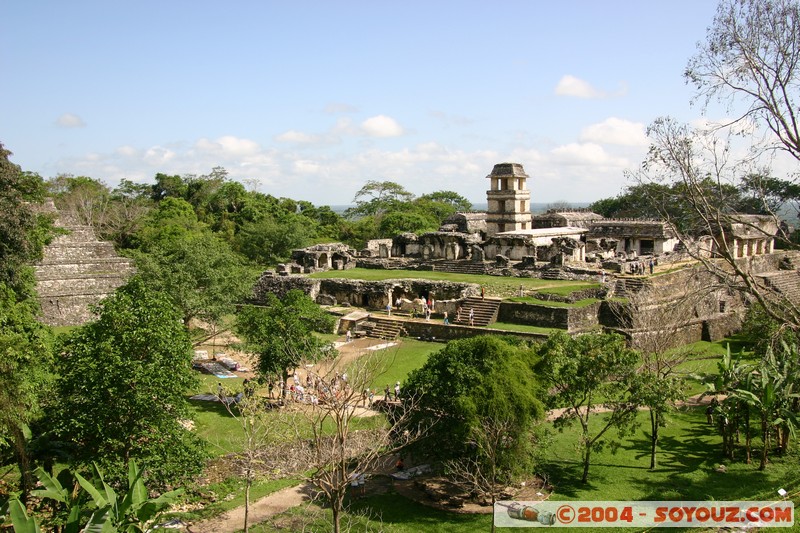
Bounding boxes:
[495,227,587,237]
[534,209,604,221]
[439,212,487,234]
[723,215,780,239]
[587,219,677,239]
[486,162,529,179]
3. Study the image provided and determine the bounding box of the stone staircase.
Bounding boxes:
[541,267,569,280]
[452,297,501,327]
[35,218,134,326]
[360,317,407,340]
[612,277,647,298]
[426,260,489,275]
[759,270,800,305]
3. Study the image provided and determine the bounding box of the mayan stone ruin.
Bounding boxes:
[34,200,135,326]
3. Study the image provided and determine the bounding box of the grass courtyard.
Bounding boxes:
[180,330,800,533]
[237,406,800,532]
[309,268,600,298]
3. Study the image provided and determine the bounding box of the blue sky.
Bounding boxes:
[2,1,722,206]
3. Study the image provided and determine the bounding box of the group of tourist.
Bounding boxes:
[455,305,474,326]
[255,368,401,409]
[628,259,655,275]
[389,296,476,326]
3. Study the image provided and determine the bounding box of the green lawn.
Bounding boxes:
[506,296,600,308]
[246,406,800,533]
[364,338,442,390]
[309,268,598,297]
[490,322,560,335]
[185,333,796,532]
[248,495,493,533]
[188,336,440,456]
[173,476,302,523]
[542,407,798,502]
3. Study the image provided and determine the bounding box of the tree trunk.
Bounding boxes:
[780,424,790,453]
[759,417,769,471]
[331,486,346,533]
[244,471,251,533]
[649,410,658,470]
[745,414,751,464]
[11,424,32,502]
[581,445,591,484]
[491,462,497,533]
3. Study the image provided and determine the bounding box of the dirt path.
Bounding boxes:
[546,392,719,421]
[187,483,316,533]
[186,332,724,531]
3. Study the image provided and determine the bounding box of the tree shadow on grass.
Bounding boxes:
[629,463,776,501]
[188,398,232,417]
[538,460,590,498]
[349,491,487,531]
[618,418,718,473]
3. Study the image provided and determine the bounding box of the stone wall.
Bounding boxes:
[497,301,601,332]
[251,273,477,309]
[400,320,548,343]
[35,209,134,326]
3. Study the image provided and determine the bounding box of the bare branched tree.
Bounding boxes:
[685,0,800,162]
[444,416,516,533]
[630,117,800,333]
[276,347,432,533]
[218,384,289,533]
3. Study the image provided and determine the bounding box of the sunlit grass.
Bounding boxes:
[309,268,598,297]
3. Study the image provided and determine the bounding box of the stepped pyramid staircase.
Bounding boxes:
[360,316,407,340]
[451,297,501,327]
[35,205,135,326]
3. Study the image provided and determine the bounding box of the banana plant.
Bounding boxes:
[75,461,184,533]
[6,461,183,533]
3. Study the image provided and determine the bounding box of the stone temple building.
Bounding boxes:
[289,161,780,273]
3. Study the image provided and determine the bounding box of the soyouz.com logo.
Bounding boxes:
[494,501,794,528]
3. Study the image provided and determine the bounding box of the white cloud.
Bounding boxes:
[115,145,138,157]
[430,110,475,127]
[554,75,627,99]
[550,142,629,168]
[143,146,176,166]
[55,113,86,128]
[580,118,648,146]
[47,130,645,206]
[293,159,323,174]
[276,130,323,144]
[195,135,260,156]
[361,115,404,137]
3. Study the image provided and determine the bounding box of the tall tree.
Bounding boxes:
[0,283,53,500]
[345,180,414,219]
[402,336,545,474]
[685,0,800,162]
[0,143,51,289]
[235,290,335,384]
[0,143,54,500]
[536,332,639,483]
[633,117,800,331]
[133,232,256,330]
[235,214,316,265]
[51,278,206,488]
[611,281,705,469]
[292,350,428,533]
